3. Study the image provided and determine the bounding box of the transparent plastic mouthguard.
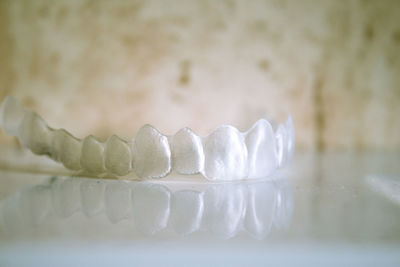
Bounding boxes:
[0,96,295,181]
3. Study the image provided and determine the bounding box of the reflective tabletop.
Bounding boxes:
[0,150,400,266]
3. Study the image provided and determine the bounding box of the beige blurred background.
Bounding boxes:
[0,0,399,151]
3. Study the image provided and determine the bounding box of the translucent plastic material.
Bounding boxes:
[0,96,295,181]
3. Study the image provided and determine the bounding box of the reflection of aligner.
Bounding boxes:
[0,176,293,239]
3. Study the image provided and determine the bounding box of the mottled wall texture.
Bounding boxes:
[0,0,399,150]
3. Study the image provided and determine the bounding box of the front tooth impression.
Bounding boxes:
[203,125,247,181]
[18,111,53,156]
[245,119,277,178]
[169,190,203,235]
[52,129,82,170]
[80,135,105,174]
[132,125,171,179]
[104,135,132,176]
[171,128,204,175]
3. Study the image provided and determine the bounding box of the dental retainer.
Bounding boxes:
[0,96,295,181]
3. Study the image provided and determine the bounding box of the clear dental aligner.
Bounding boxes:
[0,96,295,181]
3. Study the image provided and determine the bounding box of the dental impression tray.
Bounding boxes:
[0,96,295,181]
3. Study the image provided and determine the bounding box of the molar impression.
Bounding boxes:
[51,129,82,170]
[52,129,82,170]
[203,125,247,180]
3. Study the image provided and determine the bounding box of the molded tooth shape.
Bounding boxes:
[171,128,204,175]
[245,119,277,178]
[80,179,105,217]
[104,181,131,223]
[275,124,288,168]
[132,125,171,179]
[169,190,203,235]
[131,183,171,235]
[104,135,132,176]
[18,111,53,155]
[52,129,82,170]
[244,182,276,239]
[202,184,246,239]
[286,116,295,161]
[51,178,81,218]
[202,125,247,181]
[80,135,105,174]
[0,96,25,136]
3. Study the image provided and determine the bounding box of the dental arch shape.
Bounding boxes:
[0,96,295,181]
